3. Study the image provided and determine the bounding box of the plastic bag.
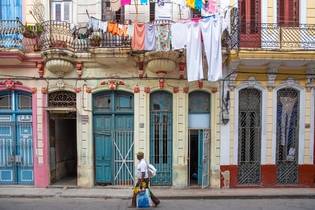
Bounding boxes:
[136,189,153,208]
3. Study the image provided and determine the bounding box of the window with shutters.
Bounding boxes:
[239,0,261,34]
[0,0,22,20]
[51,0,72,23]
[278,0,299,26]
[101,0,125,23]
[238,0,261,48]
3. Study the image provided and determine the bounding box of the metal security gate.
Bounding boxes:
[201,129,210,188]
[276,88,299,184]
[93,91,134,185]
[0,91,33,185]
[238,88,261,185]
[150,91,172,186]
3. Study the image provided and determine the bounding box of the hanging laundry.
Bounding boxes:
[174,0,186,6]
[222,7,231,33]
[132,22,145,50]
[155,24,171,51]
[186,22,203,81]
[140,0,148,5]
[157,0,165,6]
[144,24,156,51]
[108,21,119,35]
[127,24,134,37]
[207,0,217,13]
[121,0,131,6]
[155,2,172,20]
[194,0,202,10]
[186,0,195,9]
[99,21,108,32]
[88,17,100,31]
[200,17,222,81]
[111,0,121,12]
[171,22,188,50]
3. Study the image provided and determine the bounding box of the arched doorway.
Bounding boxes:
[93,91,134,185]
[0,91,33,184]
[276,88,299,184]
[150,91,172,186]
[48,91,77,186]
[238,88,262,185]
[188,91,211,188]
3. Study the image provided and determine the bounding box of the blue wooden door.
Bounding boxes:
[150,91,172,186]
[94,115,112,183]
[0,91,33,185]
[93,91,134,185]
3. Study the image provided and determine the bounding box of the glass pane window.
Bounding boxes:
[189,92,210,113]
[51,1,72,22]
[0,94,11,109]
[94,94,111,110]
[18,94,32,110]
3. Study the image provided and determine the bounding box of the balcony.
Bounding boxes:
[240,23,315,50]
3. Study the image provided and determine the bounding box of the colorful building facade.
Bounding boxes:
[0,0,314,189]
[221,0,315,187]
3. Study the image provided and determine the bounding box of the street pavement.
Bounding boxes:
[0,198,315,210]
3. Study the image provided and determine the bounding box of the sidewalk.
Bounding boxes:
[0,187,315,199]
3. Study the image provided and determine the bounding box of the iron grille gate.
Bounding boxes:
[238,88,262,185]
[113,130,134,185]
[150,111,172,186]
[276,88,299,184]
[0,115,33,184]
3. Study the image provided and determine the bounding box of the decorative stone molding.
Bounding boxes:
[0,79,23,90]
[144,87,151,93]
[41,87,48,94]
[36,61,45,78]
[210,87,218,93]
[267,63,280,91]
[100,80,125,90]
[85,87,92,93]
[42,50,76,77]
[76,62,83,78]
[267,74,277,91]
[183,87,189,93]
[74,87,81,93]
[173,87,179,93]
[197,80,203,89]
[145,51,180,77]
[31,87,37,94]
[178,62,185,79]
[159,79,165,89]
[133,85,140,93]
[56,79,65,89]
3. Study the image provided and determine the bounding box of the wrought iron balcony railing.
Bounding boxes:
[240,22,315,50]
[0,20,23,49]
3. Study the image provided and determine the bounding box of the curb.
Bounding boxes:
[1,194,315,200]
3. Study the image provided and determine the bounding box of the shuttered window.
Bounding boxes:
[101,0,125,23]
[51,1,72,23]
[0,0,22,20]
[239,0,261,33]
[278,0,299,26]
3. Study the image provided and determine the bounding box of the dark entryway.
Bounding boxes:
[189,130,199,186]
[49,113,77,186]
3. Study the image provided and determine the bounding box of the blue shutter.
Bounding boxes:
[0,0,21,20]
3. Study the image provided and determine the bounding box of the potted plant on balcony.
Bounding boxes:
[90,34,102,47]
[22,23,44,39]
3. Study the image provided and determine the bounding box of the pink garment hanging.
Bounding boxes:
[121,0,131,6]
[132,22,145,50]
[207,0,217,13]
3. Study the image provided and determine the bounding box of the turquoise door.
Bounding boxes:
[93,91,134,185]
[0,91,33,184]
[150,91,172,186]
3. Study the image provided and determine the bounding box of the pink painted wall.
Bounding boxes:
[0,84,49,187]
[34,93,49,187]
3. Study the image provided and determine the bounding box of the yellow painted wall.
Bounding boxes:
[307,0,315,24]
